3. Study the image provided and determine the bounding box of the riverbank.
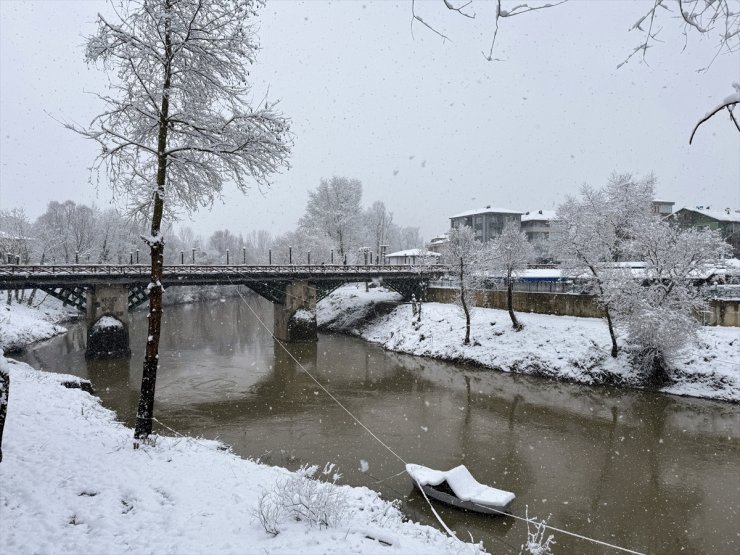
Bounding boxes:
[0,296,78,352]
[0,354,479,554]
[317,285,740,403]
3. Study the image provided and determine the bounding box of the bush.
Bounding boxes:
[254,464,348,536]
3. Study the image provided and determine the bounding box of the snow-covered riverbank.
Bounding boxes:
[317,285,740,403]
[0,355,479,554]
[0,297,78,352]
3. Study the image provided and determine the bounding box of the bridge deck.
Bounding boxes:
[0,264,445,289]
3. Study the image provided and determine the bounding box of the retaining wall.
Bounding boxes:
[426,287,740,327]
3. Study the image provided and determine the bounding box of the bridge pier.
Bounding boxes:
[273,281,318,342]
[85,285,131,358]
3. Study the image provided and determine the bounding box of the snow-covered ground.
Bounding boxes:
[317,285,740,403]
[0,295,78,352]
[0,355,480,554]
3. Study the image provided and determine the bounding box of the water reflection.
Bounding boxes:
[14,298,740,554]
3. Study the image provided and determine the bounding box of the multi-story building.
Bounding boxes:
[651,200,675,216]
[520,210,560,263]
[449,205,523,242]
[671,207,740,257]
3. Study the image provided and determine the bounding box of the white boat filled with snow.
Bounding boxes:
[406,463,515,515]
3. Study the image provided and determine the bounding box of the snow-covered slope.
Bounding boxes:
[0,357,480,554]
[318,285,739,403]
[0,297,78,352]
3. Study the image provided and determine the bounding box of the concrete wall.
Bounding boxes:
[427,287,740,327]
[427,287,605,319]
[704,299,740,327]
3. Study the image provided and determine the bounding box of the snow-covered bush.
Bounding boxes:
[520,506,555,555]
[607,219,731,384]
[254,464,348,535]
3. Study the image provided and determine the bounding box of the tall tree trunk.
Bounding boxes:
[460,257,470,345]
[507,274,521,330]
[604,305,618,358]
[0,367,8,463]
[134,9,171,440]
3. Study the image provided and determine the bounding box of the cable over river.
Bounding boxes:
[15,297,740,554]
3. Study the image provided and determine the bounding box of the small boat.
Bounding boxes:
[406,463,515,515]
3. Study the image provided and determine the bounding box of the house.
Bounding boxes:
[651,200,675,216]
[425,234,449,255]
[520,210,560,263]
[385,249,441,266]
[449,205,523,242]
[671,207,740,257]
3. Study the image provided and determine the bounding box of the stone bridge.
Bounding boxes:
[0,264,445,355]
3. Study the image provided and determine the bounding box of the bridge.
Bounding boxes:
[0,264,446,355]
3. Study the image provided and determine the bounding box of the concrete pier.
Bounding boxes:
[273,281,318,342]
[85,285,131,358]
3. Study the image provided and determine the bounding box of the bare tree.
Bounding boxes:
[299,176,363,260]
[71,0,291,440]
[556,173,655,358]
[484,221,535,330]
[415,1,740,139]
[443,225,480,345]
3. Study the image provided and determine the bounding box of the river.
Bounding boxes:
[15,297,740,554]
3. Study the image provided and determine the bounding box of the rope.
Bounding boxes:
[224,278,648,554]
[467,501,645,555]
[227,279,472,544]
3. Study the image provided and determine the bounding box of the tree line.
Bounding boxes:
[0,178,422,267]
[445,173,731,384]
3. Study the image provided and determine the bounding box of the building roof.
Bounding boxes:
[386,249,441,258]
[521,210,558,222]
[675,207,740,223]
[428,234,448,244]
[450,206,523,219]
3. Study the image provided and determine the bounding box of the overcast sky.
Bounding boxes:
[1,0,738,241]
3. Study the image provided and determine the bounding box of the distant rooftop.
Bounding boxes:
[450,205,523,219]
[521,210,557,222]
[386,249,441,258]
[676,207,740,223]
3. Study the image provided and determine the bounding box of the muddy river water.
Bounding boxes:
[15,298,740,554]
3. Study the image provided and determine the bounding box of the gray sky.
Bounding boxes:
[1,0,738,241]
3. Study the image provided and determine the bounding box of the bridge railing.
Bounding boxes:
[0,264,451,276]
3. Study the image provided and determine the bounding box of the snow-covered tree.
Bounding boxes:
[71,0,292,439]
[0,208,32,263]
[606,218,731,383]
[94,207,144,263]
[363,201,394,259]
[556,173,655,357]
[33,201,96,263]
[443,225,480,345]
[272,229,335,266]
[484,221,535,330]
[299,176,363,260]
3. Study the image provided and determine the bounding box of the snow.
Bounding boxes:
[406,464,515,508]
[676,206,740,223]
[450,206,523,218]
[292,308,315,322]
[93,315,124,330]
[317,285,740,403]
[385,249,441,258]
[0,296,78,352]
[0,357,480,554]
[520,210,557,222]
